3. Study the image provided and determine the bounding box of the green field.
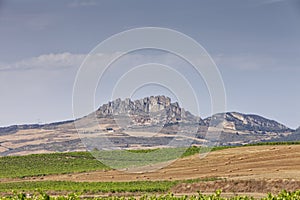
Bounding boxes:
[0,180,176,193]
[0,178,218,193]
[0,152,108,178]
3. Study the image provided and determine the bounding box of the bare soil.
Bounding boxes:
[172,179,300,194]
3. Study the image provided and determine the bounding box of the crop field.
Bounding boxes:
[1,143,300,199]
[0,180,177,193]
[0,142,298,179]
[1,190,300,200]
[0,146,233,178]
[0,178,220,194]
[0,152,108,178]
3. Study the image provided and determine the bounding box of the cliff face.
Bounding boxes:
[96,95,202,125]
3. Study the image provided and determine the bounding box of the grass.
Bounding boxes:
[0,152,108,178]
[244,141,300,146]
[0,180,174,193]
[0,178,220,193]
[0,141,299,178]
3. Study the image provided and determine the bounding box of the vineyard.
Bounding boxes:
[0,152,108,178]
[0,178,220,193]
[1,190,300,200]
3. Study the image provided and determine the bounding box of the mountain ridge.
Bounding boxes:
[204,111,292,133]
[0,95,298,156]
[0,95,295,132]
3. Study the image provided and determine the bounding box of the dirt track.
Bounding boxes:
[172,179,300,194]
[3,145,299,183]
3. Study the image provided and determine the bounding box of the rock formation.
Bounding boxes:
[204,112,291,133]
[96,95,202,126]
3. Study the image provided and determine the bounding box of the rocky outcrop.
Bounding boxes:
[96,95,202,125]
[204,112,291,133]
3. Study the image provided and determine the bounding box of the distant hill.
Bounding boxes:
[0,96,297,156]
[204,112,291,133]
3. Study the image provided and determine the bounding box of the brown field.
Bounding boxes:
[27,145,300,181]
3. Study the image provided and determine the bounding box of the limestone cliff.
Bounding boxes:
[96,95,202,125]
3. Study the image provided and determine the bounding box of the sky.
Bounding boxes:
[0,0,299,129]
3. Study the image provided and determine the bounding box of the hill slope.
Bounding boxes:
[204,112,291,133]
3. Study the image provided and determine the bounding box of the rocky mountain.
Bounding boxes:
[0,96,298,156]
[0,120,75,135]
[204,112,292,133]
[96,95,202,126]
[267,126,300,142]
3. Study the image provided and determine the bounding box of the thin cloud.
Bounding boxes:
[214,54,278,71]
[214,53,300,72]
[68,0,98,8]
[0,52,180,72]
[0,52,86,72]
[1,52,298,73]
[260,0,286,5]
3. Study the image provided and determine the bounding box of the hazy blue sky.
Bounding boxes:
[0,0,299,128]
